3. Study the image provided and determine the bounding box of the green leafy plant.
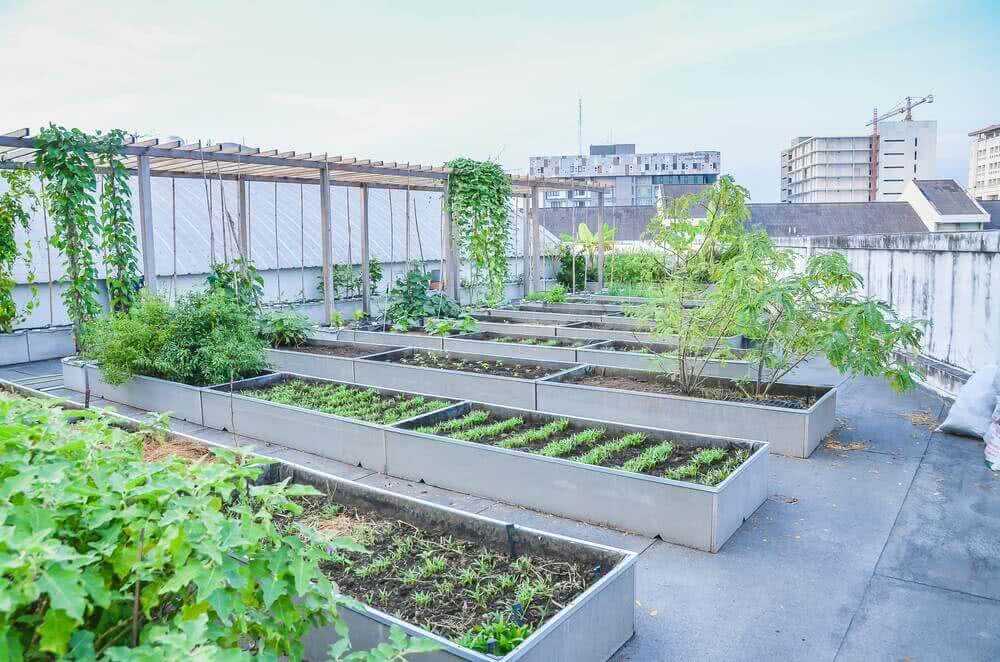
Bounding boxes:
[330,311,345,328]
[385,268,463,327]
[605,251,669,287]
[0,392,362,659]
[423,315,478,336]
[555,245,594,290]
[205,257,264,311]
[353,308,366,322]
[460,613,534,656]
[96,129,141,313]
[445,158,513,306]
[83,289,267,386]
[0,168,38,333]
[34,125,104,342]
[260,310,313,347]
[524,284,567,304]
[559,223,617,278]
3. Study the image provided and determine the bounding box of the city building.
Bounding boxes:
[529,144,720,208]
[780,120,937,203]
[968,123,1000,200]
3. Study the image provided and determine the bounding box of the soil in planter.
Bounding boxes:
[485,333,597,348]
[241,379,452,424]
[413,409,751,486]
[385,351,559,379]
[568,373,811,409]
[275,342,386,358]
[602,341,743,360]
[282,498,600,651]
[570,321,654,332]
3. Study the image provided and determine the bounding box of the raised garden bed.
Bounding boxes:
[3,380,636,661]
[559,321,744,348]
[475,318,562,337]
[201,373,456,469]
[576,340,758,379]
[478,308,612,324]
[267,339,398,382]
[517,302,625,315]
[443,332,606,362]
[62,357,209,424]
[387,403,768,551]
[355,349,578,409]
[536,366,837,458]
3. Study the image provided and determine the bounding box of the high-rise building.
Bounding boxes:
[529,144,720,208]
[968,124,1000,200]
[780,120,937,203]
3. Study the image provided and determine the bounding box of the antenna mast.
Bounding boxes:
[577,97,583,155]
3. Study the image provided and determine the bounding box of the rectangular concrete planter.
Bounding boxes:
[354,348,579,409]
[7,378,635,662]
[576,341,759,380]
[201,373,457,471]
[0,330,29,365]
[559,321,743,348]
[352,326,445,350]
[388,403,768,552]
[475,318,562,337]
[1,326,76,366]
[272,459,638,661]
[518,302,625,315]
[536,366,837,458]
[443,332,605,363]
[480,308,609,324]
[266,339,398,382]
[61,357,205,424]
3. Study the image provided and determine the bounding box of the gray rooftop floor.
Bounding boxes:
[6,358,999,661]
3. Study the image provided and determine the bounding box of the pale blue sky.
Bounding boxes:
[1,0,996,201]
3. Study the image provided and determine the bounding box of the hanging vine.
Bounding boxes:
[0,169,39,333]
[445,158,513,306]
[34,125,103,341]
[96,129,141,312]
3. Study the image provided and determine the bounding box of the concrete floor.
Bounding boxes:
[5,358,999,661]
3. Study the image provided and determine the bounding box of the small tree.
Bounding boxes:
[559,223,617,278]
[640,175,923,398]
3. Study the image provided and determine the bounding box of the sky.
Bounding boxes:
[1,0,997,202]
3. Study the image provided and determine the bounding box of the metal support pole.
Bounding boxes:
[521,195,531,296]
[319,166,334,323]
[238,179,249,260]
[597,191,605,290]
[360,184,371,315]
[530,187,541,293]
[442,177,459,300]
[136,155,157,294]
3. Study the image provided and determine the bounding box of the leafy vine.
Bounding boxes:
[96,129,141,312]
[445,158,513,306]
[0,168,38,333]
[34,125,104,340]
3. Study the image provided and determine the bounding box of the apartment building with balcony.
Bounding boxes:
[968,123,1000,200]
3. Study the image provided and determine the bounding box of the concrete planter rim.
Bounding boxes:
[448,331,610,349]
[539,367,838,414]
[393,415,768,494]
[356,348,581,383]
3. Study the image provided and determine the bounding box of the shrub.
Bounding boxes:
[84,289,267,386]
[605,251,668,285]
[385,268,463,327]
[555,246,594,290]
[260,310,313,347]
[524,284,566,304]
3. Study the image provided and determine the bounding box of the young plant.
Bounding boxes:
[205,257,264,311]
[259,310,313,347]
[330,310,345,328]
[573,432,647,466]
[538,427,606,457]
[414,409,490,435]
[497,419,570,449]
[619,441,674,473]
[353,308,367,322]
[452,416,524,442]
[524,284,567,304]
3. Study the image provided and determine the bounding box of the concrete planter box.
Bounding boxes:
[1,330,30,365]
[1,326,76,366]
[480,308,609,324]
[475,318,562,337]
[9,378,635,662]
[61,357,206,424]
[443,332,605,363]
[568,295,647,305]
[388,403,768,552]
[266,339,397,382]
[355,348,579,409]
[273,460,637,661]
[559,321,743,349]
[201,373,457,471]
[536,366,838,458]
[353,326,445,350]
[576,341,759,380]
[61,357,88,392]
[518,302,625,315]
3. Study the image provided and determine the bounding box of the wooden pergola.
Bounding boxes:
[0,128,611,318]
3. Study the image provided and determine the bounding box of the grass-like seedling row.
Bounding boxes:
[415,409,749,484]
[494,335,561,347]
[243,379,450,424]
[285,499,597,652]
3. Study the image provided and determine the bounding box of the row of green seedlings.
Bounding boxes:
[494,336,560,347]
[304,501,591,656]
[244,379,450,424]
[414,410,749,485]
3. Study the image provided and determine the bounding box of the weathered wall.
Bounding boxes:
[538,205,657,241]
[775,231,1000,394]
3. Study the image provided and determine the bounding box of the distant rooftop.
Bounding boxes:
[747,202,926,237]
[912,180,984,216]
[969,123,1000,137]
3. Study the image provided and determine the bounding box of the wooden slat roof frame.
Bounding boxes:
[0,129,610,195]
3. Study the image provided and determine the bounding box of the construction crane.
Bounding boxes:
[866,95,934,201]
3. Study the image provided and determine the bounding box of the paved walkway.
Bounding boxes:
[4,359,998,661]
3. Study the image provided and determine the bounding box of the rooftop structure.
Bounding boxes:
[968,123,1000,200]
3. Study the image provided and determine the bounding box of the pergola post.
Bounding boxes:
[442,176,459,300]
[238,179,249,260]
[360,184,371,315]
[597,191,605,290]
[521,195,531,296]
[530,186,541,292]
[319,165,333,323]
[136,155,157,294]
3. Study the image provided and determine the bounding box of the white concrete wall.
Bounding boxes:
[776,231,1000,394]
[876,120,936,200]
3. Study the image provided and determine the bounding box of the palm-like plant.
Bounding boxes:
[559,223,617,276]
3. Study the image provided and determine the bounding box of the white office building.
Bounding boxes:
[530,144,720,208]
[968,124,1000,200]
[780,120,937,203]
